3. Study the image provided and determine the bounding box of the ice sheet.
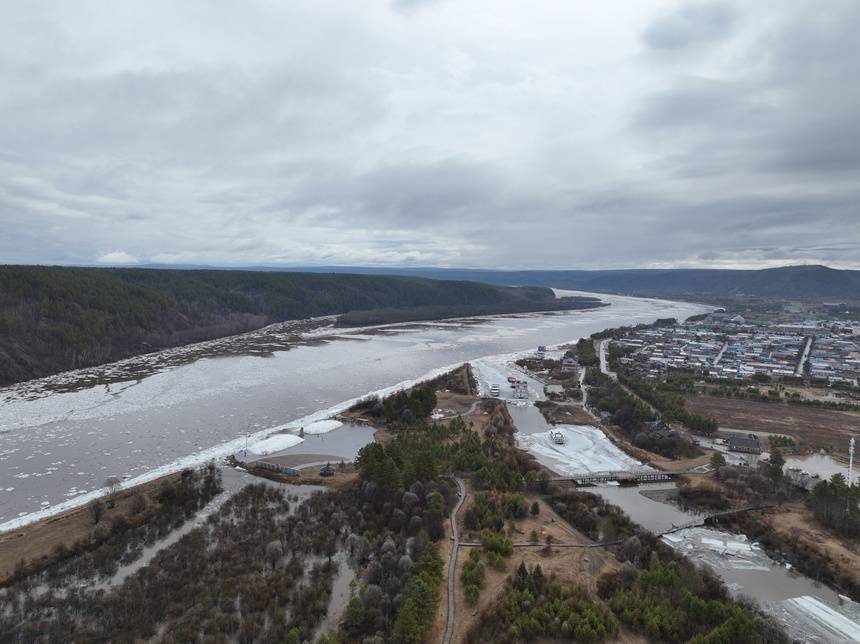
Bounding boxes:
[516,425,644,474]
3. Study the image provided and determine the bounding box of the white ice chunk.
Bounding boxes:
[247,434,304,456]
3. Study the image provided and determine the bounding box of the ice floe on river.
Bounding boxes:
[662,527,771,572]
[0,359,466,532]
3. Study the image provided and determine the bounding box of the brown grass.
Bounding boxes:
[686,395,860,448]
[0,471,183,583]
[761,504,860,591]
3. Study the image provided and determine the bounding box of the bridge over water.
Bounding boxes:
[551,468,698,486]
[458,504,774,549]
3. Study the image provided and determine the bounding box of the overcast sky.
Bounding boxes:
[1,1,858,270]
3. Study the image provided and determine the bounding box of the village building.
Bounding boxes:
[726,433,761,454]
[560,356,578,374]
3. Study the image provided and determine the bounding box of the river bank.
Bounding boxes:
[1,291,706,529]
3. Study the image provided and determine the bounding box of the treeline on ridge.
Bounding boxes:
[0,265,596,386]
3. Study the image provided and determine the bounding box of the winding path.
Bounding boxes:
[443,476,466,644]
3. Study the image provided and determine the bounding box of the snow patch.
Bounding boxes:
[247,434,304,456]
[296,420,342,435]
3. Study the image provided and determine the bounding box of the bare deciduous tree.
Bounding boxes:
[104,476,121,509]
[90,500,105,524]
[265,540,283,570]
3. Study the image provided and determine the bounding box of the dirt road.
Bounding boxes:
[443,476,466,644]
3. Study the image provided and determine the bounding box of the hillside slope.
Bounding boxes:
[271,265,860,300]
[0,266,596,386]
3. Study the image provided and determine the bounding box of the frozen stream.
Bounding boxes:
[0,291,706,528]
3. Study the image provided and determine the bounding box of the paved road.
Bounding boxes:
[443,476,466,644]
[597,338,685,432]
[796,336,812,376]
[598,339,616,381]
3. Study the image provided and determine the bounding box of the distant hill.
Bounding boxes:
[250,265,860,301]
[0,266,598,386]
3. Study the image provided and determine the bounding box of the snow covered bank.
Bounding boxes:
[247,434,304,456]
[297,420,343,435]
[0,359,467,534]
[516,425,644,474]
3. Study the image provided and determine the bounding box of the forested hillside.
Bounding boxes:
[276,264,860,300]
[0,266,595,386]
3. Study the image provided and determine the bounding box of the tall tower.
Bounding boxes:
[849,436,855,487]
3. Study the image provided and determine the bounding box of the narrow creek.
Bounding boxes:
[504,389,860,643]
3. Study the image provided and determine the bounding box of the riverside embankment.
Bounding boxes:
[1,291,706,528]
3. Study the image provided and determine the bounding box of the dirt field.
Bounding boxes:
[0,471,183,583]
[686,395,860,448]
[435,391,481,418]
[537,401,595,425]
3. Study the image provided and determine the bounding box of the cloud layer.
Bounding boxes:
[1,1,858,269]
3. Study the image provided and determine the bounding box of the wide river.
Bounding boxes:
[0,291,706,528]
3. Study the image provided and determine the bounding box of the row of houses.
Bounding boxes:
[613,321,860,386]
[808,334,860,385]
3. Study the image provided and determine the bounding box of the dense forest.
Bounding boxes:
[307,264,860,300]
[0,266,598,386]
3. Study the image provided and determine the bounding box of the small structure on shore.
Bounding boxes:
[253,460,300,477]
[319,462,335,477]
[726,433,762,454]
[560,356,578,374]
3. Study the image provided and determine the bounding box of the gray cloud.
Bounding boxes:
[643,1,737,50]
[0,1,857,270]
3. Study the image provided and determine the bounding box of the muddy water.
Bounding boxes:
[1,292,706,526]
[506,403,552,435]
[784,453,852,481]
[315,550,356,639]
[511,396,852,632]
[246,423,377,466]
[594,484,842,605]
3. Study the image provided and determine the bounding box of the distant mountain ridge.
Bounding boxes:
[194,264,858,300]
